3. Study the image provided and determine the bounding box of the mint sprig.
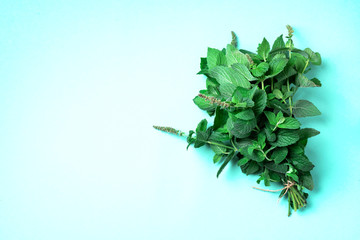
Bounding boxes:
[154,25,321,216]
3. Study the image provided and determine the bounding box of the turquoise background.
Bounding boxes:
[0,0,359,239]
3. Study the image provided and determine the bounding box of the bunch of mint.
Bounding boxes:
[154,25,321,216]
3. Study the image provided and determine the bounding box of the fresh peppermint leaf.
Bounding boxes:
[257,38,270,61]
[252,89,267,115]
[226,44,250,68]
[271,147,288,164]
[291,155,315,172]
[251,62,269,77]
[266,57,288,78]
[298,128,320,139]
[301,172,314,190]
[217,151,235,178]
[304,48,321,65]
[207,47,227,69]
[273,89,283,99]
[272,129,299,147]
[293,100,321,117]
[235,109,255,120]
[271,35,285,51]
[278,117,301,129]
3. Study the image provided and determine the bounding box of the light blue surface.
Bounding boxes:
[0,0,359,239]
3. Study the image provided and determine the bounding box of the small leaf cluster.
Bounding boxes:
[188,26,321,215]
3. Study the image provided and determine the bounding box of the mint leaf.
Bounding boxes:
[252,89,267,115]
[266,57,288,78]
[304,48,321,65]
[210,66,251,92]
[293,100,321,117]
[273,89,283,99]
[235,109,255,120]
[251,62,269,77]
[226,44,250,67]
[272,129,299,147]
[207,47,227,69]
[237,157,250,166]
[196,119,208,132]
[298,128,320,139]
[296,74,320,87]
[271,147,288,164]
[289,52,307,72]
[264,162,288,174]
[213,154,223,163]
[257,38,270,61]
[271,35,285,51]
[301,172,314,190]
[193,95,216,112]
[291,155,315,171]
[278,117,301,129]
[231,63,257,82]
[214,107,228,130]
[264,111,277,126]
[217,151,235,178]
[227,117,257,138]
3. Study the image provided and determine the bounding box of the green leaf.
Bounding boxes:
[273,89,283,99]
[304,48,321,65]
[213,154,223,163]
[194,119,209,148]
[268,99,290,115]
[272,129,299,147]
[226,44,250,68]
[296,74,320,87]
[235,109,255,120]
[278,117,301,129]
[232,86,258,104]
[257,168,271,186]
[186,130,195,150]
[207,47,227,69]
[237,157,250,166]
[289,145,304,157]
[257,38,270,61]
[210,144,228,154]
[251,62,269,77]
[293,100,321,118]
[301,172,314,190]
[193,95,216,112]
[291,155,315,171]
[227,117,256,138]
[264,111,277,126]
[196,119,208,132]
[217,151,235,178]
[252,89,267,115]
[209,66,251,94]
[241,161,260,175]
[271,147,288,164]
[275,66,297,82]
[208,131,230,142]
[264,123,276,142]
[194,131,209,148]
[271,35,285,51]
[231,63,257,82]
[298,128,320,139]
[258,132,266,148]
[214,107,228,130]
[264,162,288,174]
[266,58,288,78]
[286,165,299,182]
[289,52,307,72]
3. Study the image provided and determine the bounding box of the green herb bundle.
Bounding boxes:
[154,25,322,216]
